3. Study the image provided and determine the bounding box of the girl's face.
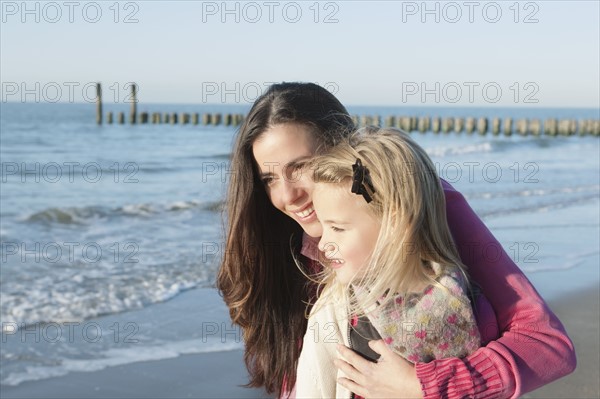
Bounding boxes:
[252,123,323,237]
[313,183,381,285]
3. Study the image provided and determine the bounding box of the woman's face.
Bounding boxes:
[252,123,323,237]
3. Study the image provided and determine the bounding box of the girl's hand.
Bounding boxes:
[334,340,423,399]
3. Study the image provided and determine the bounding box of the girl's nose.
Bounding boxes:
[318,236,328,252]
[318,240,338,257]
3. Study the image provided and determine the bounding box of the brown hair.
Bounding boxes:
[216,82,354,394]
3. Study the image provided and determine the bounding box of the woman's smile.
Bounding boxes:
[291,204,316,220]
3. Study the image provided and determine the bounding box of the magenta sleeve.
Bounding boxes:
[415,180,577,399]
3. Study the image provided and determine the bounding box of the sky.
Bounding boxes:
[1,0,599,107]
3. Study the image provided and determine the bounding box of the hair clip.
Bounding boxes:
[351,158,376,203]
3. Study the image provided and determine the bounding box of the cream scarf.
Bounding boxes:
[295,289,353,399]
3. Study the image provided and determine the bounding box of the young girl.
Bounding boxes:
[296,127,481,397]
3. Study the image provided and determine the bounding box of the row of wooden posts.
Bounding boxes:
[101,110,246,126]
[94,83,600,137]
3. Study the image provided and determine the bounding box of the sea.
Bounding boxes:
[1,102,599,387]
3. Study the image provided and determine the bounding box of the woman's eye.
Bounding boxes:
[284,163,303,180]
[261,176,275,186]
[331,226,344,232]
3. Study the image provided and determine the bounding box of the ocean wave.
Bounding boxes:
[25,206,110,225]
[22,200,224,225]
[478,192,600,219]
[464,184,600,201]
[1,270,208,331]
[183,153,231,161]
[202,201,225,213]
[424,136,572,158]
[522,250,599,273]
[425,142,493,157]
[0,228,9,239]
[521,259,585,274]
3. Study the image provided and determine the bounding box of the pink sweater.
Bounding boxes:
[413,180,576,398]
[295,180,576,399]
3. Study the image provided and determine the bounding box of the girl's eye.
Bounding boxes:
[331,226,344,232]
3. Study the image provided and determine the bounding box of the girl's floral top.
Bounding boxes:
[366,263,481,363]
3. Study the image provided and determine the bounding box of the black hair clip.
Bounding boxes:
[351,158,376,203]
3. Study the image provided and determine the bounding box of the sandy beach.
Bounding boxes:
[1,349,272,398]
[2,284,597,399]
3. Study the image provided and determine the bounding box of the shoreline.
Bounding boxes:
[2,284,597,398]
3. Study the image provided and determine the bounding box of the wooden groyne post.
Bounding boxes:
[96,83,102,125]
[129,84,137,124]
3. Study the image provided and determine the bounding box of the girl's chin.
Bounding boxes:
[334,274,351,286]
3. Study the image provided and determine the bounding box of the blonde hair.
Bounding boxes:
[306,127,469,316]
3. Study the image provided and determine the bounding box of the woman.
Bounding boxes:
[216,82,576,398]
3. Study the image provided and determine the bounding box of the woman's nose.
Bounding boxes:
[280,179,304,205]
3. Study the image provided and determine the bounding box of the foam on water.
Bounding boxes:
[1,287,239,387]
[2,265,209,328]
[465,184,600,200]
[425,141,493,157]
